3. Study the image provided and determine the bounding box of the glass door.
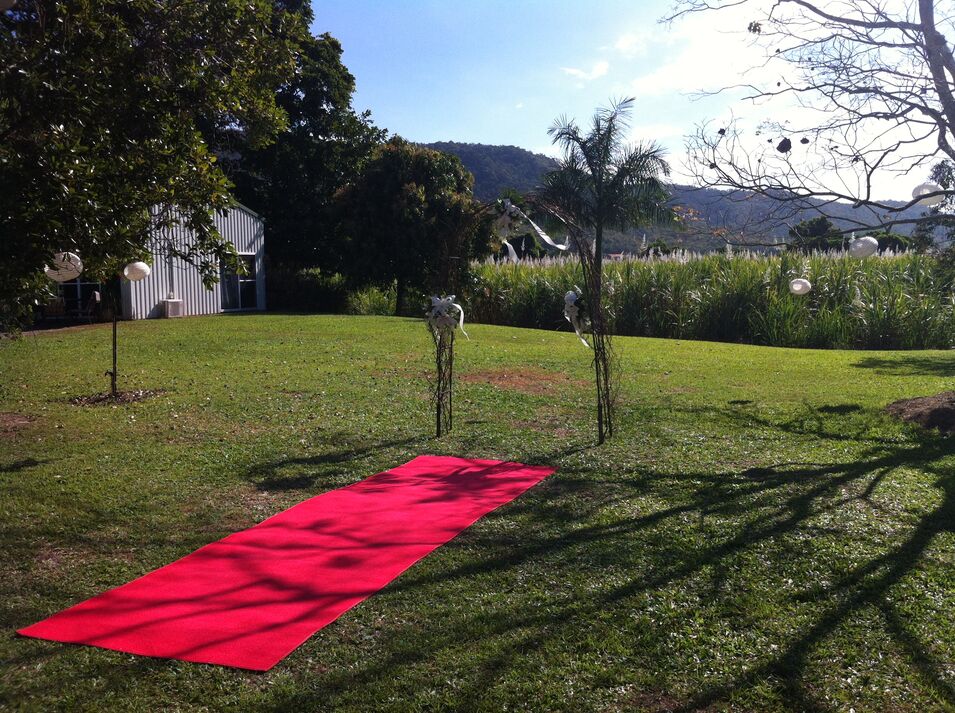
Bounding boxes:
[220,255,256,311]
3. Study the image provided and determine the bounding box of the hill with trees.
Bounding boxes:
[422,142,559,202]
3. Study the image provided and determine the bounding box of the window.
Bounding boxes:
[55,278,103,318]
[220,255,257,311]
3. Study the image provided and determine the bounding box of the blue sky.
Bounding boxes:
[312,0,759,164]
[312,1,925,200]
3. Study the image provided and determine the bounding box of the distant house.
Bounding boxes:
[52,204,265,320]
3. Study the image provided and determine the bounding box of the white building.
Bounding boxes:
[54,204,266,320]
[123,204,266,319]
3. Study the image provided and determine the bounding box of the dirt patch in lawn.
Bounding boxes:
[70,389,164,406]
[0,412,34,436]
[619,691,709,712]
[31,540,139,576]
[885,391,955,435]
[460,368,587,396]
[512,420,573,438]
[512,406,573,437]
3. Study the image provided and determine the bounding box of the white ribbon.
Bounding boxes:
[495,199,571,253]
[563,291,590,348]
[514,205,570,252]
[427,295,469,339]
[501,238,519,263]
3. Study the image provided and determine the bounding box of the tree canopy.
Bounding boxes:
[208,16,386,272]
[787,217,925,254]
[0,0,304,327]
[335,138,493,315]
[787,217,844,253]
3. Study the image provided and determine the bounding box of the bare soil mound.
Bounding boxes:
[885,392,955,435]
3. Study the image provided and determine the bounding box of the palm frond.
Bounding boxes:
[541,99,673,237]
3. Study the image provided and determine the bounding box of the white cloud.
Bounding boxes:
[611,31,653,57]
[561,60,610,82]
[515,102,524,110]
[630,32,766,96]
[628,122,684,143]
[620,3,775,98]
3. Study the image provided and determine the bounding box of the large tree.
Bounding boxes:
[208,10,386,273]
[538,98,673,443]
[335,138,493,315]
[671,0,955,241]
[0,0,302,327]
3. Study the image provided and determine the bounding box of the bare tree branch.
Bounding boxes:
[670,0,955,244]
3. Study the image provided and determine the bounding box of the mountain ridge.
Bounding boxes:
[423,141,926,253]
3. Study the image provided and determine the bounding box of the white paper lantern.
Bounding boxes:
[912,181,945,207]
[123,261,151,281]
[848,235,879,258]
[44,252,83,283]
[789,278,812,295]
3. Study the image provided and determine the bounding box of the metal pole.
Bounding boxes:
[110,288,118,396]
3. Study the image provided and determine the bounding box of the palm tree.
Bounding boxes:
[540,97,672,443]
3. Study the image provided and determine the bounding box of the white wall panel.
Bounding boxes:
[123,204,264,319]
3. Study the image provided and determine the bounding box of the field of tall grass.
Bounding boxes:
[466,251,955,350]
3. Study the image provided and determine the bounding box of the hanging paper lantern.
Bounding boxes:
[789,278,812,295]
[848,235,879,258]
[123,261,151,281]
[912,181,944,207]
[44,252,83,283]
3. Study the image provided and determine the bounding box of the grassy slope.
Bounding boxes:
[0,315,953,712]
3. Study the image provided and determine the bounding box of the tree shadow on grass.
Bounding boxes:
[0,458,50,474]
[244,433,594,494]
[662,414,955,711]
[263,403,955,712]
[815,404,863,415]
[853,355,955,378]
[244,435,423,492]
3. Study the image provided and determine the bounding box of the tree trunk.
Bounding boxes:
[588,286,613,444]
[395,277,406,317]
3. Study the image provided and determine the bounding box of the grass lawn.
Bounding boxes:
[1,314,953,712]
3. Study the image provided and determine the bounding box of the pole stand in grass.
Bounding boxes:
[493,197,619,444]
[574,239,616,444]
[106,288,118,395]
[426,295,468,437]
[104,262,151,396]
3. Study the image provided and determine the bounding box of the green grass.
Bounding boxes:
[1,314,954,712]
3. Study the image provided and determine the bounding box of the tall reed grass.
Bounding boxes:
[466,252,955,349]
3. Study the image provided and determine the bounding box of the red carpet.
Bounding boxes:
[18,455,554,671]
